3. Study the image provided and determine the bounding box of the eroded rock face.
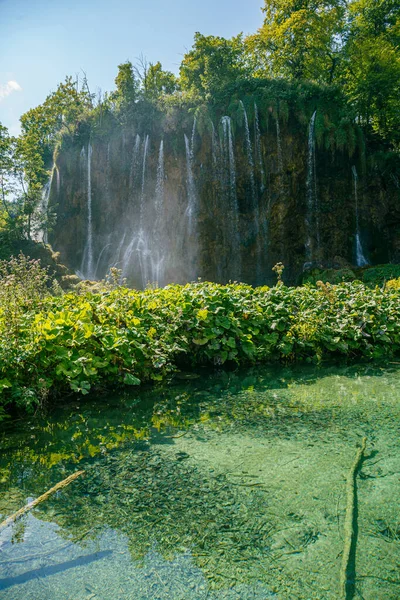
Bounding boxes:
[49,103,400,287]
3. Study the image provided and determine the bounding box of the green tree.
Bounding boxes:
[0,125,24,236]
[112,61,140,108]
[17,76,92,238]
[248,1,347,83]
[342,0,400,142]
[0,124,14,216]
[144,62,178,100]
[179,33,250,99]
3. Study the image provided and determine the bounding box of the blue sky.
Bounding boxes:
[0,0,263,135]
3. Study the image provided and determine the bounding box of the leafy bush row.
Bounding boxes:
[303,264,400,287]
[1,278,400,413]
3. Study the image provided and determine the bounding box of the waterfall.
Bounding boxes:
[352,166,368,267]
[151,140,165,286]
[95,242,113,278]
[211,121,218,173]
[77,142,96,279]
[86,142,94,278]
[56,166,60,195]
[305,111,319,261]
[276,117,283,174]
[184,133,196,235]
[139,135,149,230]
[254,103,269,279]
[105,142,110,200]
[137,135,150,287]
[122,134,153,285]
[121,235,136,282]
[155,140,164,223]
[129,134,141,192]
[254,103,265,193]
[221,116,241,279]
[240,100,262,282]
[39,167,55,243]
[239,101,256,204]
[191,117,197,155]
[79,143,95,279]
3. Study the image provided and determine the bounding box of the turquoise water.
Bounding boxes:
[0,363,399,599]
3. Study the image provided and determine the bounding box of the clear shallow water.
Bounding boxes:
[0,363,399,599]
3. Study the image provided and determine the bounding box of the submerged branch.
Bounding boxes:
[339,437,367,599]
[0,470,85,534]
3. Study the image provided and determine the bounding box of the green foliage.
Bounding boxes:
[1,280,400,414]
[179,33,250,101]
[342,0,400,143]
[385,278,400,290]
[249,0,347,83]
[20,77,93,182]
[0,254,56,412]
[303,264,400,288]
[0,253,53,334]
[144,62,178,100]
[0,122,38,241]
[362,264,400,286]
[302,268,357,286]
[111,61,140,115]
[246,0,400,147]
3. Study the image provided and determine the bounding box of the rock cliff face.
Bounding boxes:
[49,97,400,287]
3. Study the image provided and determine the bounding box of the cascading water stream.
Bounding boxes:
[305,111,319,262]
[276,117,283,174]
[56,166,60,195]
[221,116,241,280]
[121,134,147,283]
[113,232,126,271]
[352,166,368,267]
[139,135,149,232]
[184,132,197,236]
[239,101,256,205]
[154,140,165,227]
[136,135,150,286]
[151,139,165,286]
[86,142,94,279]
[190,117,197,156]
[79,144,95,279]
[211,122,218,174]
[39,167,55,243]
[240,100,262,282]
[254,103,270,275]
[254,103,265,193]
[129,134,141,192]
[105,142,110,200]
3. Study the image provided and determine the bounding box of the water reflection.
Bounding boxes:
[0,363,399,598]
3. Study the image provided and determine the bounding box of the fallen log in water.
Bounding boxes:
[339,437,367,599]
[0,470,85,534]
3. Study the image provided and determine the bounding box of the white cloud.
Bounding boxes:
[0,80,22,102]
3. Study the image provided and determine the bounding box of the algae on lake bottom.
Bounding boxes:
[0,363,399,599]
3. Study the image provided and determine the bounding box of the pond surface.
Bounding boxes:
[0,363,399,599]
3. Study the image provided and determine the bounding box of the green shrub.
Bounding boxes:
[385,278,400,291]
[362,265,400,287]
[1,279,400,415]
[302,268,356,285]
